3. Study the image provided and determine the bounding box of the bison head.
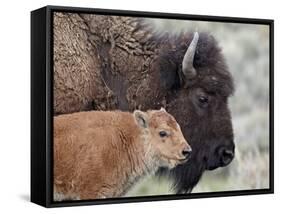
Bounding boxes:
[157,32,235,193]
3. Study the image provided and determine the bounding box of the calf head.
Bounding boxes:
[134,108,191,169]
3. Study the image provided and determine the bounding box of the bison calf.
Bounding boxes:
[54,108,191,200]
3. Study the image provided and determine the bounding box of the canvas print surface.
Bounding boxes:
[52,12,270,201]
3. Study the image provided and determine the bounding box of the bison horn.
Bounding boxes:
[182,32,199,80]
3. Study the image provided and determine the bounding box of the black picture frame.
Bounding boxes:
[31,5,274,208]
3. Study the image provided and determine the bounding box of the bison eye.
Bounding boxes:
[198,96,209,107]
[159,131,168,138]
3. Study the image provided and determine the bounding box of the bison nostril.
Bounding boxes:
[223,149,234,157]
[220,148,234,166]
[182,147,192,158]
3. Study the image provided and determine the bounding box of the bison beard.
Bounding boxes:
[53,13,235,194]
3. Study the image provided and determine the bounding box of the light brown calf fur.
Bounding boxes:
[54,108,191,200]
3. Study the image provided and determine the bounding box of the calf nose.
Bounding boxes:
[182,145,192,158]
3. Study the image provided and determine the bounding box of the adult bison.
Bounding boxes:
[53,13,235,193]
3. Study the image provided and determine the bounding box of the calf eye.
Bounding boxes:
[159,131,168,137]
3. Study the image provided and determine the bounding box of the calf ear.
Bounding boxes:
[133,110,148,128]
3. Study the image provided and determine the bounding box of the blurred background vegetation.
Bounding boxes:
[127,19,270,196]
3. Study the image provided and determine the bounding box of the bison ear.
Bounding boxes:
[133,110,148,128]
